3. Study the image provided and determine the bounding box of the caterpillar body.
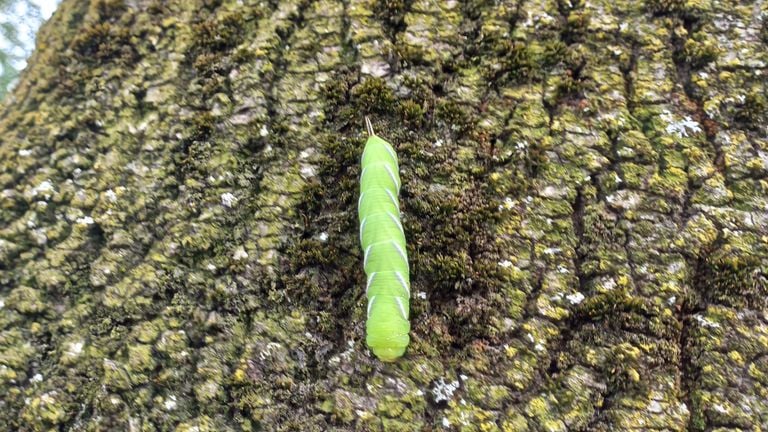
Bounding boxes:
[359,118,410,362]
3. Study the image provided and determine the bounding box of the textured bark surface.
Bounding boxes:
[1,0,767,430]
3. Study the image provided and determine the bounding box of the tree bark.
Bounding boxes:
[1,0,767,430]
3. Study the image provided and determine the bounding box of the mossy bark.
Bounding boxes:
[1,0,767,430]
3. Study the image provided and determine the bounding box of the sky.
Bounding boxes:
[31,0,57,17]
[0,0,60,96]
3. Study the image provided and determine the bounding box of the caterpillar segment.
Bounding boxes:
[359,118,411,362]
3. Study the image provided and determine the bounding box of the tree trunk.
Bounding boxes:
[1,0,767,430]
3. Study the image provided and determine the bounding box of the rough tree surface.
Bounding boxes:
[1,0,767,431]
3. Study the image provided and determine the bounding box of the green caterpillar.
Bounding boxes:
[359,117,410,362]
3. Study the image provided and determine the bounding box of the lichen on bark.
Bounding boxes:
[0,0,767,430]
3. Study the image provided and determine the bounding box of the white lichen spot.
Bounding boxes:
[76,216,94,225]
[661,110,702,137]
[602,277,617,290]
[499,197,516,211]
[557,265,570,274]
[258,342,283,360]
[679,402,689,415]
[361,59,391,77]
[498,259,513,268]
[32,228,47,246]
[457,405,470,424]
[432,377,460,403]
[206,263,217,271]
[220,192,238,208]
[128,416,158,432]
[66,341,84,358]
[0,298,4,309]
[318,232,329,242]
[31,180,55,199]
[18,149,32,157]
[39,392,57,406]
[259,124,269,137]
[714,404,727,413]
[526,333,535,343]
[534,343,545,352]
[607,190,641,210]
[233,246,249,261]
[163,395,176,411]
[648,400,663,413]
[31,373,43,383]
[566,292,585,305]
[300,164,316,178]
[417,291,427,300]
[433,139,444,148]
[540,185,567,199]
[229,111,256,125]
[694,314,721,328]
[667,296,677,305]
[442,417,451,428]
[105,189,118,202]
[543,247,562,255]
